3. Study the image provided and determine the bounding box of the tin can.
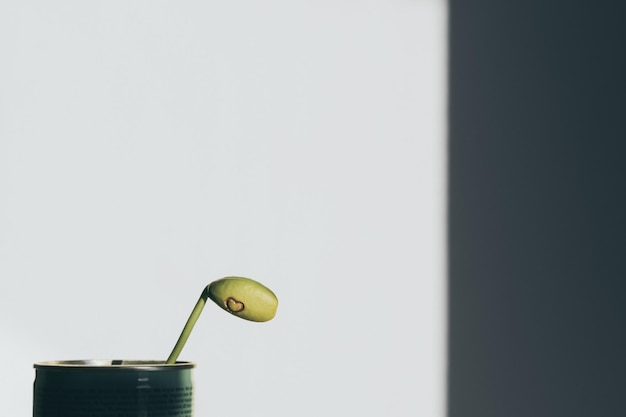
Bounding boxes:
[33,360,195,417]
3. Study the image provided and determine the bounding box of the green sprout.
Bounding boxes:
[166,277,278,364]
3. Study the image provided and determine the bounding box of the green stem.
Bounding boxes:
[166,289,209,364]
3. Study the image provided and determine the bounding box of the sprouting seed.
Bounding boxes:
[166,277,278,364]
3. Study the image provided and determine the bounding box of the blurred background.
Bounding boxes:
[0,1,447,416]
[448,1,625,416]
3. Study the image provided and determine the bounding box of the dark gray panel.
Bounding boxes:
[448,2,626,416]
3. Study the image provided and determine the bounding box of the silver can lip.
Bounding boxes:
[34,360,196,370]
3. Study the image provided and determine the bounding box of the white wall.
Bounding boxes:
[0,1,447,416]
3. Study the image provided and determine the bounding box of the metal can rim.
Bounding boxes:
[34,360,196,370]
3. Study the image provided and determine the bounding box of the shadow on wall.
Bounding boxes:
[447,1,626,417]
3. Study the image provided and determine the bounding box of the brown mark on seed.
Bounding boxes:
[225,297,245,313]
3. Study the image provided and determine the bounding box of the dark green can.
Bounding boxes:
[33,360,195,417]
